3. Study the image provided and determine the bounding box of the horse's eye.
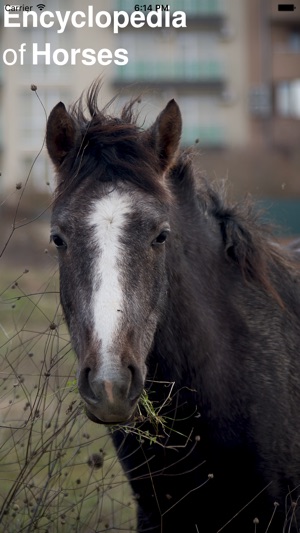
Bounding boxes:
[152,230,170,246]
[51,234,67,249]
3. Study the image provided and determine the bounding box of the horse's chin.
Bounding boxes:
[85,407,104,424]
[84,405,136,425]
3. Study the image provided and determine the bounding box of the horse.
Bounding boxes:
[46,82,300,533]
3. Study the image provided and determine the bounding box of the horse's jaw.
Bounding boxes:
[84,402,138,425]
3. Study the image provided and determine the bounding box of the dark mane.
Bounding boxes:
[71,80,140,132]
[52,81,297,307]
[201,177,296,307]
[55,82,170,202]
[171,158,296,306]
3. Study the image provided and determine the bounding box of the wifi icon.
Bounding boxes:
[37,3,46,10]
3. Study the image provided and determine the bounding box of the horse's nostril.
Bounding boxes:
[78,362,144,411]
[128,364,135,379]
[128,364,143,402]
[78,367,97,401]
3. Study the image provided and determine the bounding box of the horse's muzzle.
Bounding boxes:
[78,363,144,424]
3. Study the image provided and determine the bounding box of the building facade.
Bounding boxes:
[1,0,299,234]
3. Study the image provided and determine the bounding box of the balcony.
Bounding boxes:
[182,124,225,147]
[114,60,225,90]
[115,0,225,27]
[116,0,224,14]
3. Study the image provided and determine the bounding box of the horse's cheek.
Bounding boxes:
[59,267,72,317]
[58,259,84,348]
[138,253,165,315]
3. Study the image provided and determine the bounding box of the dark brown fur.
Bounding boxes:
[47,82,300,533]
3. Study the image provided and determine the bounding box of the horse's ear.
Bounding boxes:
[46,102,78,168]
[148,99,182,172]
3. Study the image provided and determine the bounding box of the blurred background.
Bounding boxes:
[1,0,300,247]
[0,2,299,528]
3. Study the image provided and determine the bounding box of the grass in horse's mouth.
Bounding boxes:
[82,380,192,449]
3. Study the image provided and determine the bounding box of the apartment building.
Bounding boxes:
[1,0,115,192]
[0,0,299,234]
[0,0,247,190]
[247,0,300,148]
[113,0,249,148]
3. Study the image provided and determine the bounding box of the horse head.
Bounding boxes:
[46,85,182,423]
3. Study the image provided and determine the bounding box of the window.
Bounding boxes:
[288,31,300,53]
[21,27,72,83]
[20,88,70,151]
[179,95,225,146]
[275,80,300,118]
[22,153,54,192]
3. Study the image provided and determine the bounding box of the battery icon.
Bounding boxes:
[278,4,296,10]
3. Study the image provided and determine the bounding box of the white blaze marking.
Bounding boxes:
[88,190,132,375]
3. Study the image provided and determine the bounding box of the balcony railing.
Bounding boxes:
[182,124,225,147]
[171,0,224,16]
[115,0,224,16]
[114,60,225,87]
